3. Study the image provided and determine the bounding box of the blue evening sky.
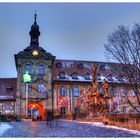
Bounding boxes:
[0,3,140,78]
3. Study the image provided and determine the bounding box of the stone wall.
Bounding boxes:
[103,113,140,131]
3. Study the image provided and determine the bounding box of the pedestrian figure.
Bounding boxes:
[46,111,52,127]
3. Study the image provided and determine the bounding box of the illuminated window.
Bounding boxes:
[60,86,65,96]
[60,108,66,115]
[73,87,79,97]
[38,65,45,74]
[38,84,45,93]
[25,64,32,73]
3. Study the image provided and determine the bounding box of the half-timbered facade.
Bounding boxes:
[0,78,16,115]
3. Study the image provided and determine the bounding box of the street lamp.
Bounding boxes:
[22,71,31,119]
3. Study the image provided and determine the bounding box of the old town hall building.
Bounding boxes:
[0,14,138,120]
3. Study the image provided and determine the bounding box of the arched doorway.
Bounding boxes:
[28,103,44,121]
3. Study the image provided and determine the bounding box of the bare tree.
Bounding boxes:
[104,24,140,113]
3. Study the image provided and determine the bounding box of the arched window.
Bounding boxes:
[71,72,78,79]
[25,64,32,73]
[73,87,79,97]
[58,71,65,79]
[60,86,65,96]
[38,65,45,74]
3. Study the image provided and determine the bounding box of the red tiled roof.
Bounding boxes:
[52,59,127,83]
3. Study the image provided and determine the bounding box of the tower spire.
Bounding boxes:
[34,10,37,24]
[29,13,40,47]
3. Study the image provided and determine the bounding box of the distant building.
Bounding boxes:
[0,14,138,120]
[0,78,16,115]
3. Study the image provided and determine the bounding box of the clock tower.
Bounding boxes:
[14,14,55,120]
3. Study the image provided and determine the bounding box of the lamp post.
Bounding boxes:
[22,71,31,119]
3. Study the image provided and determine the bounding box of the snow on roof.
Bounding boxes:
[0,95,14,99]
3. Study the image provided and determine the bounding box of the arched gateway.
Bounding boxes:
[28,103,44,121]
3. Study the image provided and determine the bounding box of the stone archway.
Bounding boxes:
[28,103,44,121]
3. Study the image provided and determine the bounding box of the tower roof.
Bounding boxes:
[29,13,40,46]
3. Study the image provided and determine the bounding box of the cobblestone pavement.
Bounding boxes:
[0,120,140,137]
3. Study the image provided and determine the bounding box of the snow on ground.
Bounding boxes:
[77,121,140,136]
[0,123,13,136]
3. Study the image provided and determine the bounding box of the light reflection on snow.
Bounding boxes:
[0,123,13,136]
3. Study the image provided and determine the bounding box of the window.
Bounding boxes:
[56,62,63,68]
[73,87,79,97]
[6,87,13,93]
[109,87,115,97]
[71,72,78,79]
[117,76,123,82]
[60,86,65,96]
[6,83,14,93]
[84,73,90,80]
[99,64,106,70]
[96,73,101,80]
[122,106,127,113]
[129,89,135,96]
[38,84,45,93]
[107,74,113,81]
[77,63,84,69]
[74,107,77,114]
[60,108,66,115]
[98,86,103,95]
[114,106,118,113]
[120,88,125,96]
[58,71,65,79]
[5,103,10,110]
[25,64,32,73]
[38,65,45,74]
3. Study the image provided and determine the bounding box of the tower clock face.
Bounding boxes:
[32,50,39,56]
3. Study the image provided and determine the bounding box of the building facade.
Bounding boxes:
[14,14,55,120]
[0,78,16,115]
[0,14,139,120]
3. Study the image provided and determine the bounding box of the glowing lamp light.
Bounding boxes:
[32,105,35,108]
[22,71,31,83]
